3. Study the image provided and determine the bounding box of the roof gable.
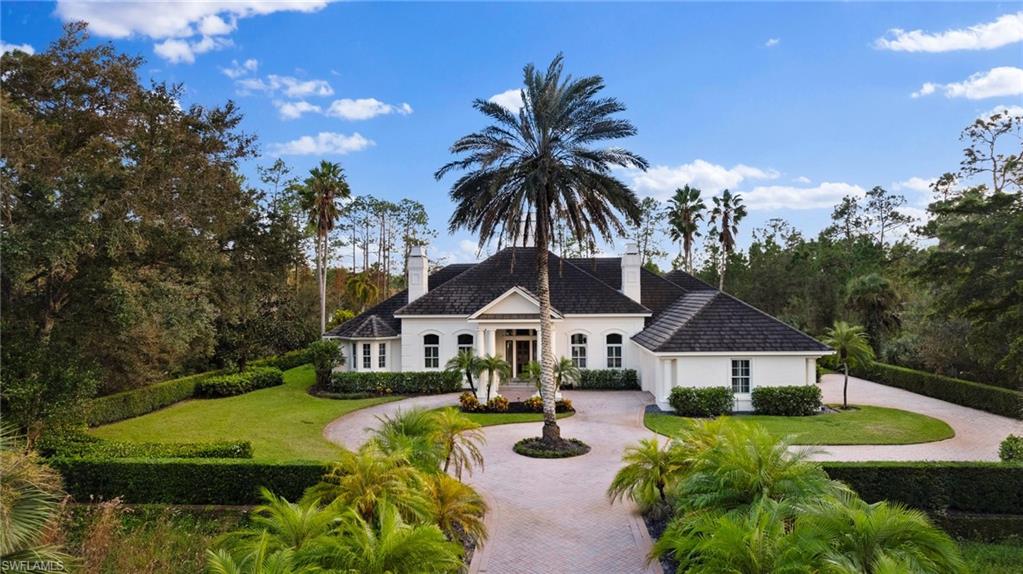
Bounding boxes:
[467,286,563,319]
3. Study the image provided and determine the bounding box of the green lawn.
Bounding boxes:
[90,364,399,461]
[430,407,574,427]
[961,540,1023,574]
[644,405,954,445]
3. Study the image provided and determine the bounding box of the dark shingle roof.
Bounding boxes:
[633,291,832,353]
[662,269,718,292]
[396,248,650,316]
[324,264,472,338]
[566,258,688,321]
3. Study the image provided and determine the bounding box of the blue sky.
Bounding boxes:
[3,2,1021,267]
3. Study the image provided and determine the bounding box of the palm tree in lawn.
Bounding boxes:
[428,408,486,479]
[708,189,747,291]
[345,271,379,313]
[445,350,482,395]
[437,54,647,444]
[822,321,876,409]
[476,354,511,402]
[667,185,707,273]
[297,160,351,333]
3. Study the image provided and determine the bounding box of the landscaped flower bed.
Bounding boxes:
[457,391,574,414]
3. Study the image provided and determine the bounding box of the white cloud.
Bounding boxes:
[269,132,373,155]
[742,182,866,210]
[893,177,935,193]
[55,1,328,63]
[876,12,1023,52]
[913,67,1023,100]
[765,38,780,47]
[0,41,34,55]
[629,159,780,199]
[326,98,413,120]
[237,74,334,98]
[458,240,480,259]
[489,89,524,113]
[274,100,322,120]
[794,176,812,184]
[980,104,1023,119]
[221,58,258,79]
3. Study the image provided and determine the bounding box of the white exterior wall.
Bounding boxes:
[335,338,401,373]
[646,353,821,411]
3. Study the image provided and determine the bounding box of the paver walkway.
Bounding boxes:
[323,390,661,574]
[813,373,1022,461]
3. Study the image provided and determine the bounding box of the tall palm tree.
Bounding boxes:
[666,185,707,273]
[437,54,647,444]
[445,350,482,394]
[345,271,379,313]
[429,408,486,479]
[476,354,511,402]
[708,189,747,291]
[296,161,351,333]
[845,273,902,350]
[423,474,488,547]
[822,321,876,409]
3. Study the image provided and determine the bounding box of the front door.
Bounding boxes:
[515,340,531,379]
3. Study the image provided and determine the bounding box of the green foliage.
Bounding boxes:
[45,437,252,459]
[458,391,484,412]
[486,395,509,413]
[1000,435,1023,463]
[307,339,343,388]
[751,385,822,416]
[328,371,463,395]
[445,350,482,394]
[607,438,688,510]
[575,368,639,390]
[476,354,511,400]
[248,348,313,372]
[668,386,733,417]
[521,396,573,413]
[845,273,902,350]
[86,370,215,427]
[194,367,285,398]
[852,361,1023,419]
[666,185,707,273]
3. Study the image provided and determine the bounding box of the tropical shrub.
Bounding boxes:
[430,408,485,480]
[521,395,573,413]
[193,367,284,398]
[851,361,1023,419]
[668,386,733,417]
[308,339,343,388]
[607,438,687,511]
[458,391,484,412]
[486,395,509,413]
[329,371,462,395]
[424,474,488,546]
[751,385,822,416]
[1000,435,1023,462]
[575,369,639,389]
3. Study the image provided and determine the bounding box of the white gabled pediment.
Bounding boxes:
[468,287,562,319]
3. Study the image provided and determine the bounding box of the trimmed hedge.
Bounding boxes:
[821,462,1023,515]
[931,512,1023,542]
[851,361,1022,419]
[249,348,312,371]
[51,439,252,459]
[575,369,639,390]
[194,367,284,398]
[752,385,822,416]
[668,386,733,417]
[327,371,462,395]
[52,458,327,505]
[87,371,217,427]
[1000,435,1023,463]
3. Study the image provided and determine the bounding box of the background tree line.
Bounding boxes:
[0,25,436,433]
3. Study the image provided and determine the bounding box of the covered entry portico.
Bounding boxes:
[469,316,561,398]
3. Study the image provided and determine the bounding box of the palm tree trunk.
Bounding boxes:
[684,234,693,273]
[718,248,727,291]
[536,232,560,444]
[843,362,849,409]
[318,233,327,333]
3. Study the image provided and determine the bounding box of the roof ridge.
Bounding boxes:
[716,290,828,347]
[556,256,653,313]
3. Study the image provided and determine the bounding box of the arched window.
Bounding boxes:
[457,333,474,356]
[424,334,440,368]
[570,333,587,369]
[606,333,623,368]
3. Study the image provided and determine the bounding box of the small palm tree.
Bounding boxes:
[553,356,580,393]
[666,185,707,273]
[445,350,482,394]
[476,354,511,402]
[525,360,542,393]
[206,534,318,574]
[217,489,338,556]
[423,474,488,547]
[429,408,485,479]
[822,321,876,409]
[369,408,444,474]
[708,189,747,291]
[438,54,647,444]
[607,438,685,509]
[800,494,966,574]
[295,160,351,333]
[345,272,380,313]
[320,502,463,574]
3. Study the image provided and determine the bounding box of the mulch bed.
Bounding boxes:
[512,437,590,459]
[643,511,677,574]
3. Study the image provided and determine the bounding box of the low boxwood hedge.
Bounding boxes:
[668,386,733,417]
[87,371,217,427]
[52,458,328,505]
[50,439,252,459]
[821,461,1023,515]
[851,361,1022,419]
[327,371,462,395]
[751,385,822,416]
[574,369,639,390]
[194,367,284,398]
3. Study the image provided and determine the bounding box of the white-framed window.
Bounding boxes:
[570,333,587,368]
[457,333,474,356]
[606,333,623,368]
[731,359,751,394]
[424,334,440,368]
[362,343,371,369]
[378,342,387,369]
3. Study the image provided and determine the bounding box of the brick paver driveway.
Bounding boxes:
[323,390,662,574]
[813,373,1022,461]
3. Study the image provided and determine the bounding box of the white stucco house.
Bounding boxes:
[324,243,832,411]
